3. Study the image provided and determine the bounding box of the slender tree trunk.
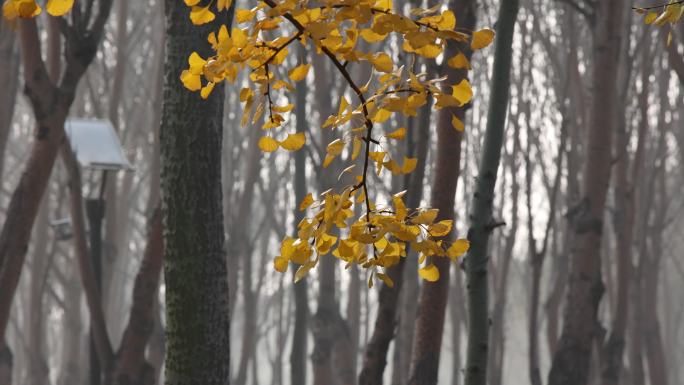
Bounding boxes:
[460,2,518,385]
[112,206,163,385]
[600,44,649,385]
[548,1,625,384]
[161,1,232,384]
[390,87,431,385]
[359,63,431,385]
[0,19,19,185]
[28,198,51,385]
[62,144,116,380]
[405,2,476,385]
[290,57,309,385]
[488,123,520,385]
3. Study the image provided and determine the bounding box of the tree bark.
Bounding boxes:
[547,1,625,384]
[161,1,232,384]
[112,206,163,385]
[290,54,309,385]
[0,20,19,185]
[405,3,477,385]
[461,2,518,385]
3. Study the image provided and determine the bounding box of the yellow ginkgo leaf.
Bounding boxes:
[447,52,471,69]
[326,139,345,156]
[452,79,473,106]
[401,157,417,174]
[471,28,495,50]
[180,70,202,91]
[294,262,314,283]
[279,132,306,151]
[184,0,200,5]
[412,209,439,225]
[419,263,440,282]
[288,63,311,82]
[386,127,406,140]
[46,0,73,16]
[372,108,392,123]
[190,5,215,25]
[377,273,394,288]
[360,28,387,43]
[447,239,470,259]
[299,193,314,211]
[428,220,453,237]
[236,8,256,23]
[258,136,279,152]
[451,114,465,131]
[200,82,215,99]
[351,137,362,160]
[217,0,232,11]
[3,0,42,19]
[644,11,658,24]
[274,256,289,273]
[370,52,393,73]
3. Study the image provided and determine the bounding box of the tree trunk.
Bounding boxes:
[460,2,518,385]
[548,1,625,384]
[0,19,19,185]
[160,1,232,384]
[359,58,431,385]
[290,56,309,385]
[406,2,477,385]
[600,40,649,385]
[112,206,163,385]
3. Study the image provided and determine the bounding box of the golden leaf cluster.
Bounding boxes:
[178,0,490,284]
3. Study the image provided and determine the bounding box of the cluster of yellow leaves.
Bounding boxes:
[275,190,470,286]
[2,0,72,19]
[180,0,493,154]
[177,0,491,283]
[635,1,684,45]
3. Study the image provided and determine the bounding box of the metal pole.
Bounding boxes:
[86,198,105,385]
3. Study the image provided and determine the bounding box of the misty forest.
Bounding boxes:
[0,0,683,385]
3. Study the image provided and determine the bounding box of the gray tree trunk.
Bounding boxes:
[463,1,519,385]
[161,1,232,384]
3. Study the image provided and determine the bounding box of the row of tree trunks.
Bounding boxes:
[0,4,113,382]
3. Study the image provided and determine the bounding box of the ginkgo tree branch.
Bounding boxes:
[261,0,377,225]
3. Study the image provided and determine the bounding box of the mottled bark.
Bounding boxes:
[548,1,625,384]
[161,1,232,384]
